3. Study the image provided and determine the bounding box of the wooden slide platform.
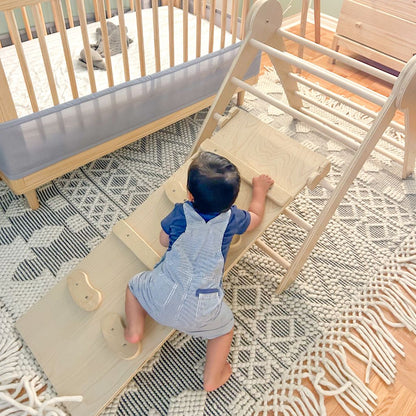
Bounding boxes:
[16,110,329,416]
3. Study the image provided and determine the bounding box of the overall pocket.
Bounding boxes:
[195,288,221,323]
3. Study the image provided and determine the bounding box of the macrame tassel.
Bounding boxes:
[0,335,83,415]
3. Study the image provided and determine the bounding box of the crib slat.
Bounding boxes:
[105,0,111,18]
[50,0,60,32]
[116,0,130,81]
[231,0,237,43]
[4,10,39,112]
[38,3,47,35]
[152,0,161,72]
[220,0,227,48]
[93,0,99,21]
[195,0,201,58]
[240,0,249,39]
[208,0,215,53]
[134,0,146,76]
[0,57,18,122]
[168,0,175,67]
[20,7,33,40]
[76,0,97,92]
[64,0,74,28]
[129,0,134,11]
[202,0,207,18]
[97,0,114,86]
[52,0,78,98]
[183,0,189,62]
[31,3,59,105]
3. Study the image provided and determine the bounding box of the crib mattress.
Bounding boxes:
[0,6,235,118]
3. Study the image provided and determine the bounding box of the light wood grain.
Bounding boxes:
[31,3,60,105]
[0,57,17,122]
[116,0,130,81]
[152,0,161,72]
[113,219,162,270]
[76,0,97,93]
[134,0,146,76]
[334,0,416,71]
[64,0,74,28]
[52,0,78,98]
[4,9,39,112]
[97,0,114,87]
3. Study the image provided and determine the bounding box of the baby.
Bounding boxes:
[125,151,274,391]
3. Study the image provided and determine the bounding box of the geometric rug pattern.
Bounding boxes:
[1,69,415,415]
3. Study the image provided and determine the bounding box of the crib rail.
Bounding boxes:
[0,0,249,122]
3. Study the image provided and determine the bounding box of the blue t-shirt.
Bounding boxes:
[161,201,251,261]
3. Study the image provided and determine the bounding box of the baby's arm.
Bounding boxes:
[160,229,169,247]
[246,174,274,232]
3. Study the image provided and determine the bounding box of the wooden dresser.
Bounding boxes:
[332,0,416,71]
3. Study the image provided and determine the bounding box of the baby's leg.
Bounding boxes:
[203,328,234,392]
[124,286,147,344]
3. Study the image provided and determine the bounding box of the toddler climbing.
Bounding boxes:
[125,151,274,391]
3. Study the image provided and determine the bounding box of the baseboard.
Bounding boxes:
[282,12,302,30]
[319,13,338,32]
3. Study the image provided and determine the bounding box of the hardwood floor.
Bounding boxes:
[259,22,416,416]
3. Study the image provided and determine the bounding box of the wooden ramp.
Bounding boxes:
[16,110,330,416]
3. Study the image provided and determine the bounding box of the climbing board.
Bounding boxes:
[16,109,330,416]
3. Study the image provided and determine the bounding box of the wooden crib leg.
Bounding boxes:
[236,91,245,106]
[25,190,40,210]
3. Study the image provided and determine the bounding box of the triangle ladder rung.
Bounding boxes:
[283,208,312,232]
[254,239,290,270]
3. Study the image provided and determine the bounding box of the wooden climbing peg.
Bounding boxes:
[101,313,142,360]
[163,180,187,204]
[67,270,102,312]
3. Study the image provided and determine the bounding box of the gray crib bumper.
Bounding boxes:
[0,43,260,181]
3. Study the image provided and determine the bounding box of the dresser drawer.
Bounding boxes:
[336,0,416,63]
[356,0,416,23]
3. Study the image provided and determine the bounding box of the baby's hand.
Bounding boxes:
[252,174,274,193]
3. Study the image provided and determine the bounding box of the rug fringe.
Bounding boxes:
[0,336,83,415]
[256,241,416,415]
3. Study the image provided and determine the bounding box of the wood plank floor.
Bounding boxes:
[259,23,415,416]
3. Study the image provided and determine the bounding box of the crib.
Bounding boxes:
[0,0,260,209]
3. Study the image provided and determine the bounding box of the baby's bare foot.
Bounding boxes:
[124,327,142,344]
[204,362,232,392]
[221,362,232,386]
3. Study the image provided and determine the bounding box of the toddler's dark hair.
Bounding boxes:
[187,151,240,214]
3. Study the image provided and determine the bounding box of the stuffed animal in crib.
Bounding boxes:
[79,21,133,70]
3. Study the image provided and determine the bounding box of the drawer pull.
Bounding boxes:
[355,22,362,28]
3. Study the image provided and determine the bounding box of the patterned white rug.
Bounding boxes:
[1,68,416,416]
